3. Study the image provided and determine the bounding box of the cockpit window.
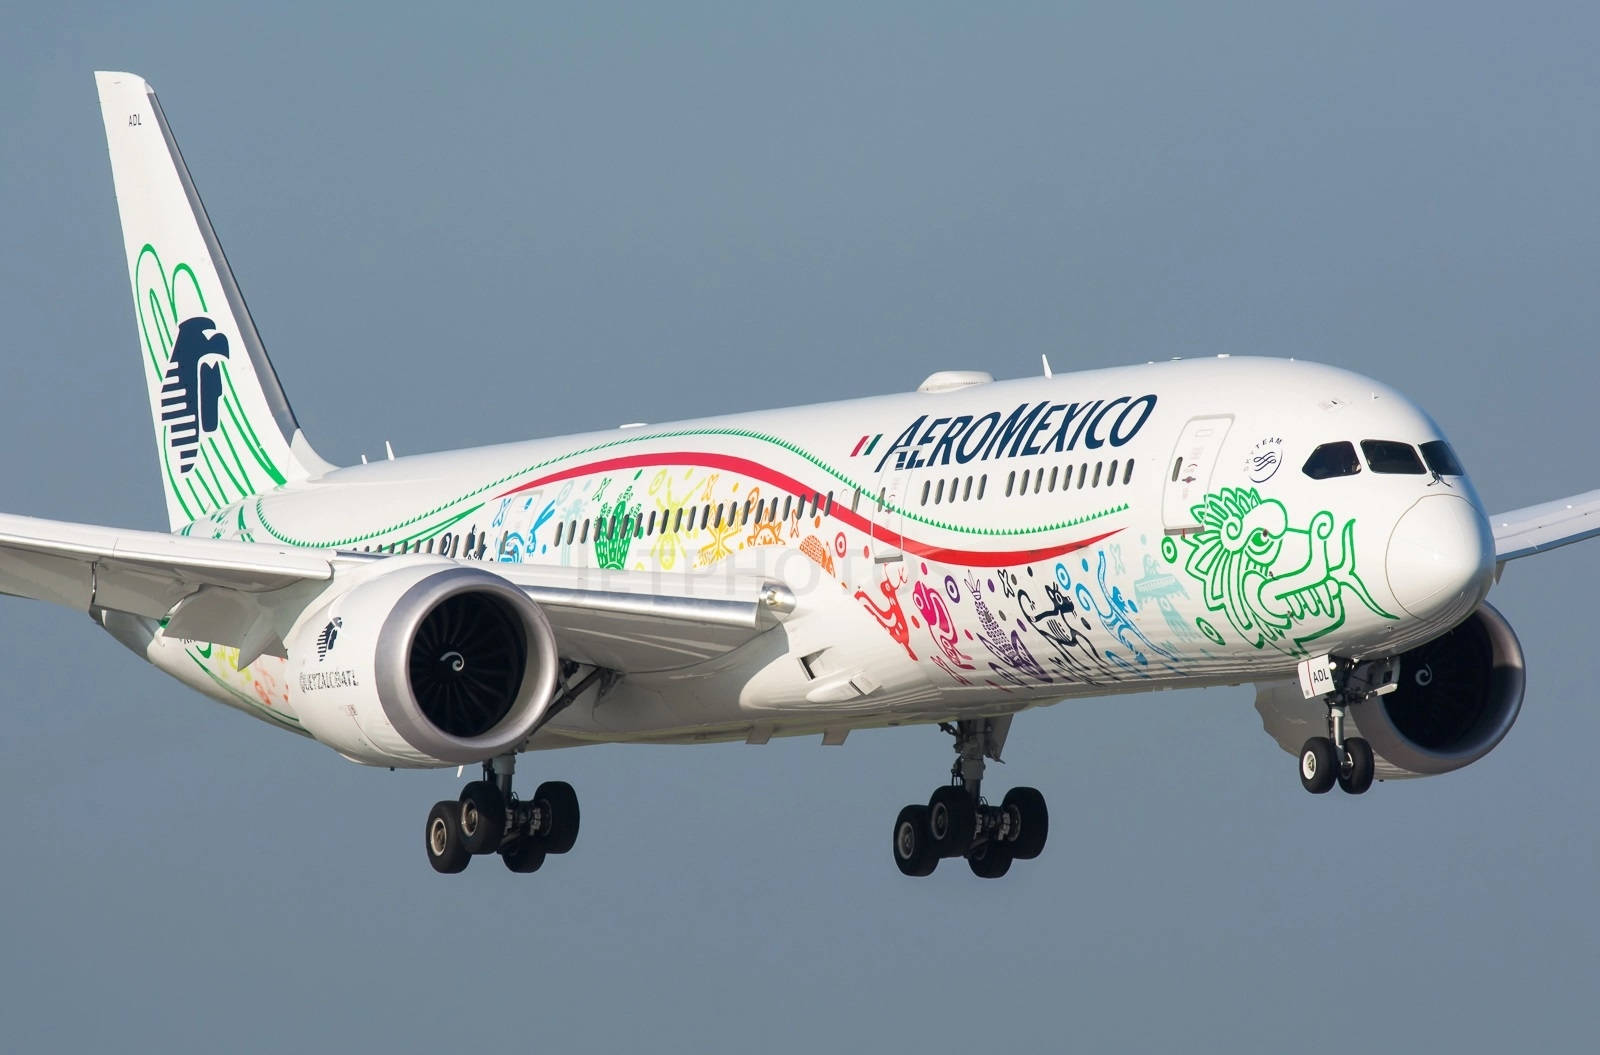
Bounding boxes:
[1361,439,1426,475]
[1419,440,1464,476]
[1302,441,1361,480]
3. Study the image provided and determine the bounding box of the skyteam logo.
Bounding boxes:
[1246,437,1284,484]
[160,316,231,475]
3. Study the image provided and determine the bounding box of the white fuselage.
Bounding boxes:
[129,356,1496,757]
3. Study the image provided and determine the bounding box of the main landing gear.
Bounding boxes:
[891,718,1048,879]
[1296,655,1393,797]
[424,754,580,874]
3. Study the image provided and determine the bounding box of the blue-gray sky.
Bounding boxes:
[3,3,1597,1051]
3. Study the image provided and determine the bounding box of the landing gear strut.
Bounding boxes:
[424,753,581,874]
[1297,655,1391,797]
[890,718,1048,879]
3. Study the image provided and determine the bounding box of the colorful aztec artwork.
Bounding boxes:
[163,325,1404,712]
[1165,486,1396,657]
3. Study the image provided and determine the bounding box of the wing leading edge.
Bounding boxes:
[1491,489,1600,563]
[0,512,793,674]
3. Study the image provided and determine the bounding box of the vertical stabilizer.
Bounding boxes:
[95,71,333,531]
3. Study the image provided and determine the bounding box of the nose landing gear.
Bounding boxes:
[890,718,1049,879]
[1296,655,1393,797]
[424,754,581,874]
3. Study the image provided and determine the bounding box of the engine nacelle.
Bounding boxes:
[1351,602,1525,777]
[1255,602,1525,779]
[284,556,560,767]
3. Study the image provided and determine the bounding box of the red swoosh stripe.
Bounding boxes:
[496,451,1121,568]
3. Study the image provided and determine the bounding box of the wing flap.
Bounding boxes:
[492,562,796,672]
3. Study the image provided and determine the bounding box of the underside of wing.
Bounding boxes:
[0,511,335,664]
[0,512,331,618]
[430,561,795,673]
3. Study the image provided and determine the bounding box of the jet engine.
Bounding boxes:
[284,557,560,767]
[1254,602,1525,779]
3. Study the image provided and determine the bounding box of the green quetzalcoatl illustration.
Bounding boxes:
[593,484,643,570]
[1168,486,1395,655]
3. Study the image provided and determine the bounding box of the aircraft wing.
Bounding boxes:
[0,512,792,673]
[0,511,332,618]
[487,562,794,672]
[1491,489,1600,562]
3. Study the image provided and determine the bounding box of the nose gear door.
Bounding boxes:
[1163,414,1233,533]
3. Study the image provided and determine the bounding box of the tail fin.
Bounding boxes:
[95,71,333,531]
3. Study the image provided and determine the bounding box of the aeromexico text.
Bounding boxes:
[874,394,1158,473]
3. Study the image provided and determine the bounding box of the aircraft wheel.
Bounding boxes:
[927,785,976,858]
[892,805,938,877]
[1299,737,1338,794]
[967,840,1013,879]
[1339,737,1375,795]
[501,838,546,874]
[426,800,470,874]
[1003,787,1049,860]
[529,781,580,854]
[458,780,506,855]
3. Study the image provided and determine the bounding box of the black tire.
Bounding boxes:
[425,800,470,874]
[458,781,506,855]
[1002,786,1049,860]
[1299,737,1338,794]
[892,805,938,877]
[501,837,546,874]
[529,781,580,855]
[967,839,1013,879]
[927,785,977,858]
[1339,737,1375,795]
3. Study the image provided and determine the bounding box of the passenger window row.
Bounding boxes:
[1302,439,1464,480]
[1003,459,1135,498]
[355,451,1153,557]
[919,474,989,507]
[360,533,484,558]
[566,489,837,545]
[358,490,842,558]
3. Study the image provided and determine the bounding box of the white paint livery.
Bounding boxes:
[0,72,1591,877]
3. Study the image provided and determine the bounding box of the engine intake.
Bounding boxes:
[1349,601,1524,777]
[1253,602,1525,780]
[287,557,560,767]
[407,593,527,738]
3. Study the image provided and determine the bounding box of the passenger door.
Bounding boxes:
[1162,415,1233,532]
[869,465,915,565]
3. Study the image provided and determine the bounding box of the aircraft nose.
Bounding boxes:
[1385,494,1495,621]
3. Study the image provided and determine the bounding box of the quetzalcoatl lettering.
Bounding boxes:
[299,669,360,692]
